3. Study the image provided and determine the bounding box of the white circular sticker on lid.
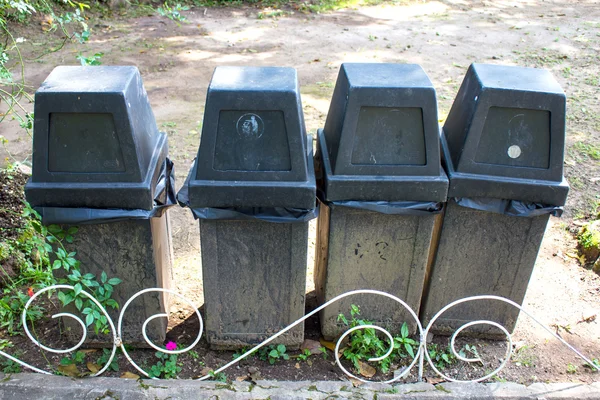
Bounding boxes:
[507,145,522,159]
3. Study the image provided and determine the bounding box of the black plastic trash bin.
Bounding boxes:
[421,63,569,337]
[178,66,316,349]
[314,63,448,340]
[25,66,175,346]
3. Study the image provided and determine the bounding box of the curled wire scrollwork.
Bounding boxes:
[0,287,596,383]
[0,284,118,376]
[421,295,598,382]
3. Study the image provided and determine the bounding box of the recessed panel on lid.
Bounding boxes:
[48,112,125,173]
[475,107,550,169]
[213,110,291,172]
[351,107,426,166]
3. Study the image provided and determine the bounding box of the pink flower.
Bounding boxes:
[165,341,177,351]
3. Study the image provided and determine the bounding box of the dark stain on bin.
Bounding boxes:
[314,63,448,340]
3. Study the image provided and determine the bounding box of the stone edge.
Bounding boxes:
[0,374,599,399]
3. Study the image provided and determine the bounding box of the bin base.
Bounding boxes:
[61,213,173,347]
[421,201,550,338]
[200,219,308,350]
[315,203,439,340]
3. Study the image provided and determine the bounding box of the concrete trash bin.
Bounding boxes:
[314,63,449,340]
[178,66,316,349]
[421,63,569,338]
[25,66,175,346]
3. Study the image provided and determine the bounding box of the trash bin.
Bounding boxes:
[314,63,449,340]
[178,66,316,349]
[25,66,176,346]
[421,63,569,337]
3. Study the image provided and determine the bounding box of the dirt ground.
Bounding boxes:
[1,0,599,384]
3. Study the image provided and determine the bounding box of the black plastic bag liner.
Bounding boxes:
[186,205,317,223]
[327,200,443,215]
[176,167,317,224]
[37,158,177,225]
[453,197,564,218]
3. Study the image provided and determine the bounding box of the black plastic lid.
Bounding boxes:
[442,63,569,205]
[25,66,167,210]
[319,63,448,202]
[186,66,316,209]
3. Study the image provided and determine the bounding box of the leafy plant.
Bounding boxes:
[296,349,312,361]
[319,346,328,359]
[394,322,418,359]
[208,370,227,382]
[233,346,253,360]
[156,2,189,22]
[0,201,121,336]
[148,347,181,379]
[428,344,456,369]
[583,358,600,371]
[567,363,578,374]
[60,350,86,366]
[258,344,289,364]
[96,348,119,372]
[1,358,22,373]
[76,52,104,66]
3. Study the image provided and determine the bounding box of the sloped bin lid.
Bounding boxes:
[25,66,167,210]
[318,63,448,202]
[442,63,569,206]
[186,66,316,209]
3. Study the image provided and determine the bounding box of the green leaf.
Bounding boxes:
[85,313,94,327]
[107,278,122,285]
[405,343,414,358]
[67,227,78,235]
[48,225,62,234]
[101,271,107,284]
[73,283,83,296]
[75,297,83,311]
[106,299,119,309]
[60,357,72,366]
[52,260,62,270]
[57,291,66,305]
[401,322,409,338]
[276,344,286,354]
[65,235,73,244]
[81,307,92,315]
[268,349,279,358]
[62,293,74,306]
